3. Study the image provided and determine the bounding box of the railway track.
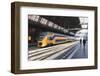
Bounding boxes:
[28,41,79,60]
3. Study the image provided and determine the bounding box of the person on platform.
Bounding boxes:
[80,39,82,44]
[83,39,86,46]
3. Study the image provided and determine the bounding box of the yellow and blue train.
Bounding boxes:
[28,31,75,48]
[37,32,75,47]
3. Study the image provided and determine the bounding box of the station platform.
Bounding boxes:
[28,41,88,61]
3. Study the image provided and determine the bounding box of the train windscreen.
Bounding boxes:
[38,32,47,40]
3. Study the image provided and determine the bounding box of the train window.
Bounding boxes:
[38,32,47,41]
[48,36,53,40]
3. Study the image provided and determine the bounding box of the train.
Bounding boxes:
[37,32,75,47]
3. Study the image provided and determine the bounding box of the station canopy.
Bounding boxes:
[41,16,81,28]
[28,15,81,36]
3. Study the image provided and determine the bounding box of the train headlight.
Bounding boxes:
[39,42,42,46]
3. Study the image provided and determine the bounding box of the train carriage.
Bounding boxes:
[38,32,75,47]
